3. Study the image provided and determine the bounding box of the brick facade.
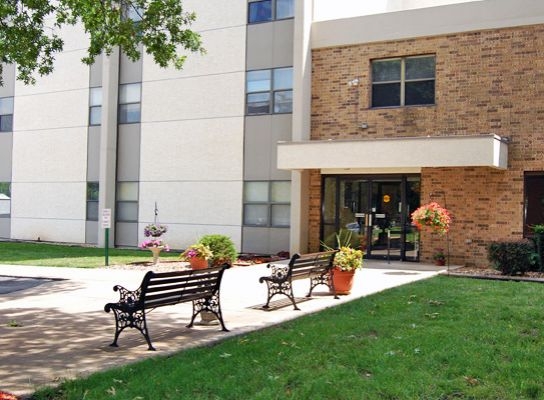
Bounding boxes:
[309,24,544,267]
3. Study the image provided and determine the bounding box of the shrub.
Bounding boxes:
[530,224,544,272]
[487,241,535,275]
[198,234,238,266]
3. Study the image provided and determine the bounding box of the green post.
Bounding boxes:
[105,227,110,266]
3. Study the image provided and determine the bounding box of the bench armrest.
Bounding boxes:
[104,284,142,312]
[259,263,290,283]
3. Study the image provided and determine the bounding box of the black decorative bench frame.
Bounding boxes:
[258,250,338,310]
[104,264,230,350]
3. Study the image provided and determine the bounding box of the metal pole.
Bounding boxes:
[105,228,110,266]
[387,229,391,264]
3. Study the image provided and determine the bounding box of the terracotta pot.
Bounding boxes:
[435,259,446,266]
[331,267,356,295]
[189,257,209,270]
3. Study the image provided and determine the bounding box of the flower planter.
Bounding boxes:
[189,257,208,270]
[196,311,220,326]
[435,259,446,266]
[331,267,356,295]
[149,246,163,265]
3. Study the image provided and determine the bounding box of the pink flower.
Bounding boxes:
[139,238,169,250]
[411,202,452,235]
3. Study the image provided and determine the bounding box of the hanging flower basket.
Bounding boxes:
[143,224,168,237]
[411,202,452,235]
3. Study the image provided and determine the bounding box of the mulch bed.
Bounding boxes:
[447,266,544,282]
[106,254,288,272]
[107,258,544,283]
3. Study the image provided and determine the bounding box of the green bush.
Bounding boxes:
[530,224,544,271]
[487,241,535,275]
[198,234,238,266]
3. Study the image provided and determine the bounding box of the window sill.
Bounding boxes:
[369,104,436,110]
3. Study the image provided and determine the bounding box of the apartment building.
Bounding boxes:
[282,0,544,267]
[1,0,544,267]
[0,0,293,255]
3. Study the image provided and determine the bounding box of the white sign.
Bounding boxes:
[101,208,112,229]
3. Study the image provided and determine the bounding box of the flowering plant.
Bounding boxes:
[334,246,364,271]
[144,223,168,237]
[433,248,446,262]
[411,202,452,235]
[180,243,213,261]
[139,238,170,251]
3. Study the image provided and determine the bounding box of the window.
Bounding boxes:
[86,182,99,221]
[89,87,102,126]
[116,182,138,222]
[246,67,293,115]
[125,4,143,22]
[276,0,294,19]
[248,0,271,23]
[0,182,10,217]
[248,0,294,24]
[119,83,141,124]
[524,173,544,236]
[243,181,290,227]
[371,55,435,108]
[0,97,13,132]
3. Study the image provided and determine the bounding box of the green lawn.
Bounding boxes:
[31,276,544,400]
[0,241,180,268]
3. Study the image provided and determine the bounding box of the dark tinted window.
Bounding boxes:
[248,1,272,23]
[372,83,401,108]
[0,115,13,132]
[372,56,435,108]
[525,174,544,236]
[405,80,435,106]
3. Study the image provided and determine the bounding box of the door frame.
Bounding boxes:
[320,174,421,262]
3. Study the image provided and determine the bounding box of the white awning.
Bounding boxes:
[277,134,508,172]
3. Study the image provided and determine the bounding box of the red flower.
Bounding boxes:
[0,391,19,400]
[411,202,452,235]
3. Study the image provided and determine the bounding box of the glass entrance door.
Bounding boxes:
[322,175,420,261]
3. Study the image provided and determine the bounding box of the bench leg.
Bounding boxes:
[282,280,300,310]
[109,308,156,351]
[261,280,300,311]
[308,272,338,299]
[288,289,301,310]
[188,294,229,332]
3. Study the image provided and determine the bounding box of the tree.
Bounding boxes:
[0,0,204,85]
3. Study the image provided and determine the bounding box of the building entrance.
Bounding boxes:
[322,175,421,261]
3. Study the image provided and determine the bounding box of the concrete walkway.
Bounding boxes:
[0,261,444,397]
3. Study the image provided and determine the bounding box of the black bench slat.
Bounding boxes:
[145,286,215,304]
[104,264,230,350]
[258,250,338,310]
[144,278,217,294]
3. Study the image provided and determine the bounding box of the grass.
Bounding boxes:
[31,276,544,400]
[0,241,180,268]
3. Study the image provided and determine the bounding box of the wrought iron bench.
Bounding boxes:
[104,264,230,350]
[258,250,338,311]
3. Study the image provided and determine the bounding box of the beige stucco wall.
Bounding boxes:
[10,22,89,243]
[139,0,246,250]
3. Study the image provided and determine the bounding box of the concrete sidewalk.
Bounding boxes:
[0,261,444,397]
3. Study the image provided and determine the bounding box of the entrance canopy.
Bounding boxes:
[277,134,508,172]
